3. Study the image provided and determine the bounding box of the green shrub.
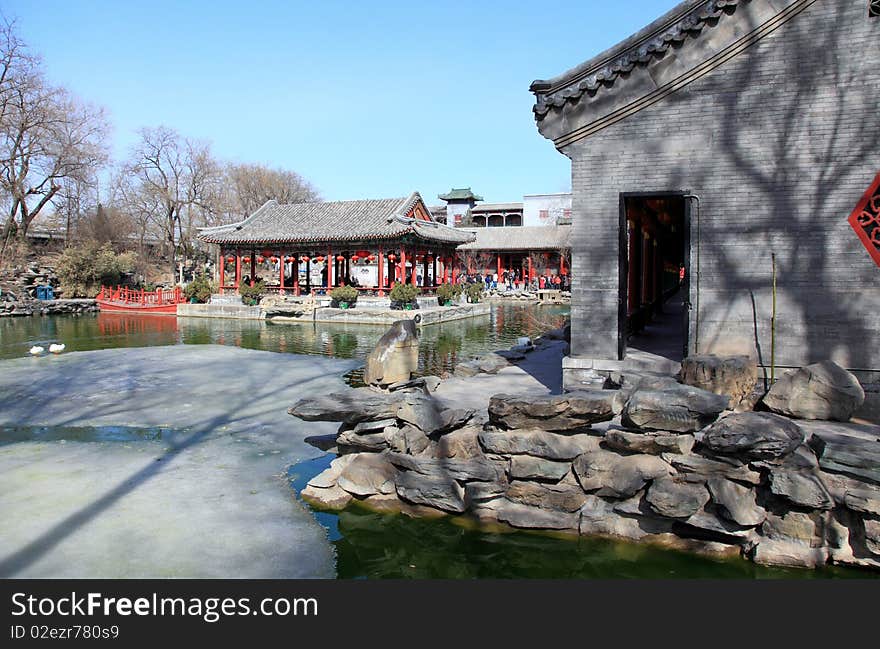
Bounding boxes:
[465,283,483,303]
[330,285,358,303]
[239,279,266,305]
[436,283,460,304]
[184,274,215,303]
[56,242,138,298]
[389,282,419,304]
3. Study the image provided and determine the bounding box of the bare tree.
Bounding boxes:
[0,20,109,255]
[224,161,318,219]
[122,126,220,277]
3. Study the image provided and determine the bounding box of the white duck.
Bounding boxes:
[29,345,45,355]
[49,343,65,354]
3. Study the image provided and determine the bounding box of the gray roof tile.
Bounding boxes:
[457,225,571,251]
[199,192,474,246]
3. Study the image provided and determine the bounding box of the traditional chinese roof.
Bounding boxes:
[472,202,523,213]
[530,0,810,147]
[438,188,484,202]
[457,225,571,251]
[198,192,475,247]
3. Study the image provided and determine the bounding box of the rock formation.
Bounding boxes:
[362,319,419,387]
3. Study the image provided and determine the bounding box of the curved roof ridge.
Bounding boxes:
[531,0,742,118]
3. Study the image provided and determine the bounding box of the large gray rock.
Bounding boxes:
[300,483,354,511]
[454,352,511,377]
[621,384,728,433]
[289,387,401,424]
[336,452,398,497]
[580,495,671,540]
[488,391,616,431]
[337,423,392,451]
[394,471,466,513]
[663,453,761,485]
[864,519,880,556]
[478,429,601,460]
[768,466,834,510]
[822,472,880,515]
[363,319,419,387]
[573,449,672,498]
[395,391,475,435]
[505,480,588,513]
[434,425,483,459]
[509,455,571,481]
[750,540,828,568]
[809,428,880,485]
[386,452,504,483]
[306,454,355,489]
[678,354,758,407]
[645,477,710,519]
[762,361,865,421]
[603,429,694,455]
[682,508,756,542]
[701,412,804,460]
[387,424,430,455]
[706,477,766,527]
[761,511,819,545]
[463,481,509,506]
[495,500,579,530]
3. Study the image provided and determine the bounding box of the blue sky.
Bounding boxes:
[3,0,681,204]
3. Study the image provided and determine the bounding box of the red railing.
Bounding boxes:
[97,285,185,306]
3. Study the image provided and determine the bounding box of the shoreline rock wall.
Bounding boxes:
[290,357,880,572]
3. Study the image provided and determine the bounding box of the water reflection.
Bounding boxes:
[0,305,569,378]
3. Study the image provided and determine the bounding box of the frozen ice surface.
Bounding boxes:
[0,345,357,578]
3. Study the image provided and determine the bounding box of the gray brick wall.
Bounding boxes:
[562,0,880,374]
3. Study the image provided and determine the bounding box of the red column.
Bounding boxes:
[451,254,458,284]
[410,250,418,286]
[399,249,406,285]
[219,250,225,293]
[249,252,256,287]
[279,254,285,292]
[327,247,333,288]
[497,254,502,280]
[378,247,385,295]
[444,256,450,284]
[235,254,241,289]
[560,252,566,276]
[528,255,534,284]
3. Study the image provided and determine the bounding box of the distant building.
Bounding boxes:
[433,188,572,281]
[199,192,473,294]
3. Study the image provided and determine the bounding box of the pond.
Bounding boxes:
[0,304,569,381]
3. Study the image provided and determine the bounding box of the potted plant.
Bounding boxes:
[436,283,461,306]
[330,285,359,309]
[184,274,215,304]
[465,282,483,304]
[239,279,266,306]
[389,282,419,310]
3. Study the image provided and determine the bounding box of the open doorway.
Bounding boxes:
[618,192,689,362]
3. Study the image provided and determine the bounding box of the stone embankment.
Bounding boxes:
[290,350,880,572]
[0,263,97,317]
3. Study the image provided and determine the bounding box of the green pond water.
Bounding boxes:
[1,307,874,578]
[0,305,568,381]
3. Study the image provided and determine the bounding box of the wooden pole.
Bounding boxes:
[218,250,225,293]
[378,246,384,295]
[279,254,285,292]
